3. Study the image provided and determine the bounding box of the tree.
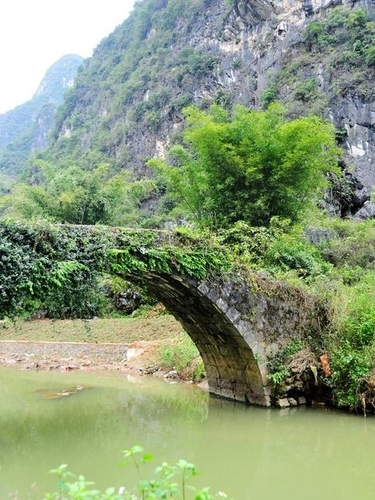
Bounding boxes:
[149,103,341,228]
[0,160,157,226]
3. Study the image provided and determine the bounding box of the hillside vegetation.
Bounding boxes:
[0,54,83,183]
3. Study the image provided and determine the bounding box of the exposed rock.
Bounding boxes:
[304,227,337,246]
[353,187,370,207]
[104,287,143,314]
[115,289,142,314]
[277,397,291,408]
[354,200,375,220]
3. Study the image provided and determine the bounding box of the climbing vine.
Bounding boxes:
[0,220,232,319]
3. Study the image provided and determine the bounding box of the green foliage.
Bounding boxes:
[0,55,83,177]
[0,160,156,226]
[217,219,288,266]
[264,232,332,279]
[0,221,115,319]
[109,234,232,280]
[332,273,375,350]
[322,219,375,269]
[45,446,231,499]
[365,46,375,66]
[306,221,375,409]
[304,21,325,47]
[0,235,41,317]
[303,6,375,70]
[42,0,224,186]
[178,47,218,77]
[159,336,205,381]
[345,303,375,349]
[269,6,375,115]
[172,93,194,111]
[0,220,232,320]
[328,341,372,409]
[1,0,225,226]
[150,103,341,229]
[293,78,317,102]
[260,87,277,109]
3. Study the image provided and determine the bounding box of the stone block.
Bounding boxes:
[197,283,209,295]
[354,200,375,220]
[236,320,253,337]
[215,297,229,313]
[205,365,220,378]
[226,307,241,323]
[298,396,307,406]
[277,398,290,408]
[288,398,298,406]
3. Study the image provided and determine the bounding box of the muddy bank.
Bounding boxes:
[0,340,209,391]
[0,340,168,375]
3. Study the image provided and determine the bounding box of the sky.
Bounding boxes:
[0,0,136,114]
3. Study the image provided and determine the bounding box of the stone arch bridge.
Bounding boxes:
[126,271,322,407]
[0,222,325,406]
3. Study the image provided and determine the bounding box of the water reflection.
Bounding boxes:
[1,368,375,500]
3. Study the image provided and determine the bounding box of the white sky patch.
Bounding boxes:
[0,0,135,113]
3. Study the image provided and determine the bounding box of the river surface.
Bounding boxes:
[1,367,375,500]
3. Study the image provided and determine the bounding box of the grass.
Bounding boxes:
[0,312,183,344]
[159,335,205,381]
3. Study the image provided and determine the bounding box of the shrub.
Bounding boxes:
[149,103,341,229]
[159,335,205,381]
[323,271,375,409]
[260,87,277,109]
[365,46,375,66]
[293,78,317,102]
[267,340,305,387]
[264,234,332,278]
[44,446,231,499]
[328,341,372,409]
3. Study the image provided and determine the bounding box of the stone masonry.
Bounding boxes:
[127,271,323,407]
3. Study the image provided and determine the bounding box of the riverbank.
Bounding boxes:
[0,339,160,373]
[0,313,206,384]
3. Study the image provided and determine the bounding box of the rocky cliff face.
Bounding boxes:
[48,0,375,216]
[224,0,375,212]
[181,0,375,195]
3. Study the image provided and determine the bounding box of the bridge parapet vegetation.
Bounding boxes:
[0,220,232,319]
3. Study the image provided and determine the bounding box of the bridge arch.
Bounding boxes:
[125,271,321,407]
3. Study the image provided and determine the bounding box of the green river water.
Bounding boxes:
[1,367,375,500]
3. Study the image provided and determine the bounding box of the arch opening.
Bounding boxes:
[126,272,270,406]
